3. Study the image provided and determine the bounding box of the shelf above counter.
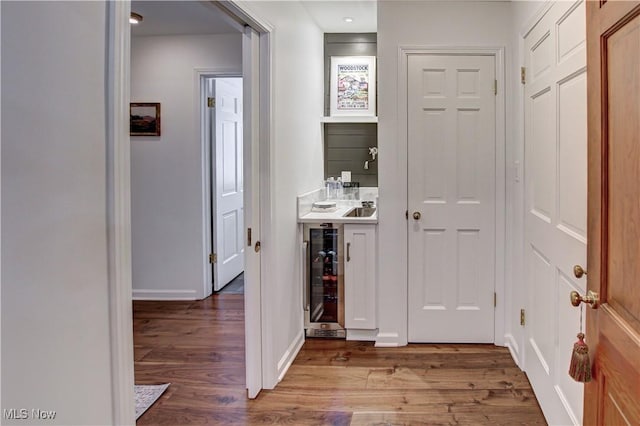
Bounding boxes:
[321,116,378,123]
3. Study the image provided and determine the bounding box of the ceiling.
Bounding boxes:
[130,1,377,37]
[131,1,241,36]
[302,1,377,33]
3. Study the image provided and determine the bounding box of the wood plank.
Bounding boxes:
[252,388,540,412]
[136,345,245,364]
[135,363,245,386]
[133,296,546,425]
[295,348,517,368]
[366,366,532,390]
[351,410,547,426]
[137,406,352,426]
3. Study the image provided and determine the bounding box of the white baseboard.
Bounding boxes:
[132,289,198,300]
[276,330,304,383]
[347,329,378,341]
[375,332,402,347]
[505,333,522,368]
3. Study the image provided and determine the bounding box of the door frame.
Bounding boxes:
[398,46,506,345]
[198,72,243,297]
[105,1,273,422]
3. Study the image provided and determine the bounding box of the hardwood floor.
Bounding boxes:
[134,295,546,425]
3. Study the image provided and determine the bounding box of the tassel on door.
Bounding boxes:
[569,332,591,382]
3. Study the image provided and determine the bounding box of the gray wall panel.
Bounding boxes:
[324,33,378,186]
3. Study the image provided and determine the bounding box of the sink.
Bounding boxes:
[343,207,376,218]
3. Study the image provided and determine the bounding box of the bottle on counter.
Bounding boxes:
[326,177,336,199]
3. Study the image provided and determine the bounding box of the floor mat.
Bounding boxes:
[135,383,170,420]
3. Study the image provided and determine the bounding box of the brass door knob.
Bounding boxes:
[412,212,421,220]
[570,290,599,309]
[254,241,261,253]
[573,265,587,278]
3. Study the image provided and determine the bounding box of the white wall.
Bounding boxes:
[377,1,515,346]
[1,2,115,424]
[236,1,326,387]
[130,34,241,299]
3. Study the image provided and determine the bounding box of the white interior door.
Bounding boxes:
[407,54,496,343]
[210,78,244,291]
[523,2,587,424]
[242,26,263,399]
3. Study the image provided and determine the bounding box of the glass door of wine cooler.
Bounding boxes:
[304,223,344,338]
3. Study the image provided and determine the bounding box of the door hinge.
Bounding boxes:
[520,308,526,326]
[207,97,216,108]
[494,292,497,307]
[405,210,408,220]
[520,67,526,85]
[493,79,498,95]
[209,253,217,264]
[247,227,252,246]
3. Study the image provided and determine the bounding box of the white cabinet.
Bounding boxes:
[344,224,377,330]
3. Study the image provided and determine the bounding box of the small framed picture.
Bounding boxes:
[130,103,161,136]
[330,56,376,117]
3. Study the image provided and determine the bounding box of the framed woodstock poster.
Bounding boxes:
[330,56,376,117]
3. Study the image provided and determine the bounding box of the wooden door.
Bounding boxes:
[522,2,588,423]
[211,78,244,291]
[585,1,640,424]
[407,54,496,343]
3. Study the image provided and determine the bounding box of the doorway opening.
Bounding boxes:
[397,46,506,347]
[106,1,272,421]
[202,76,245,294]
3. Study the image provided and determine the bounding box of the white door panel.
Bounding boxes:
[523,2,586,424]
[407,54,496,343]
[211,78,244,291]
[243,26,263,398]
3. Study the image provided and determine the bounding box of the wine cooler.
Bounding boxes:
[303,223,345,338]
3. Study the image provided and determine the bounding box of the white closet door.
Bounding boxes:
[407,54,496,343]
[523,2,587,424]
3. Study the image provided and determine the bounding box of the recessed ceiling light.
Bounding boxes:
[130,12,143,25]
[343,17,354,23]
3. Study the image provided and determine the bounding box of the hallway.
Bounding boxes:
[133,296,545,425]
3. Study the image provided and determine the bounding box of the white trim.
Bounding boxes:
[375,332,401,347]
[259,30,276,390]
[132,289,198,300]
[347,329,378,341]
[0,1,3,410]
[276,330,304,383]
[321,116,378,123]
[195,69,242,300]
[398,45,507,346]
[494,47,507,347]
[224,1,275,33]
[106,1,135,424]
[555,385,581,426]
[521,1,554,38]
[505,333,522,368]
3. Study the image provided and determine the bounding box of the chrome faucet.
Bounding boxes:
[364,146,378,170]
